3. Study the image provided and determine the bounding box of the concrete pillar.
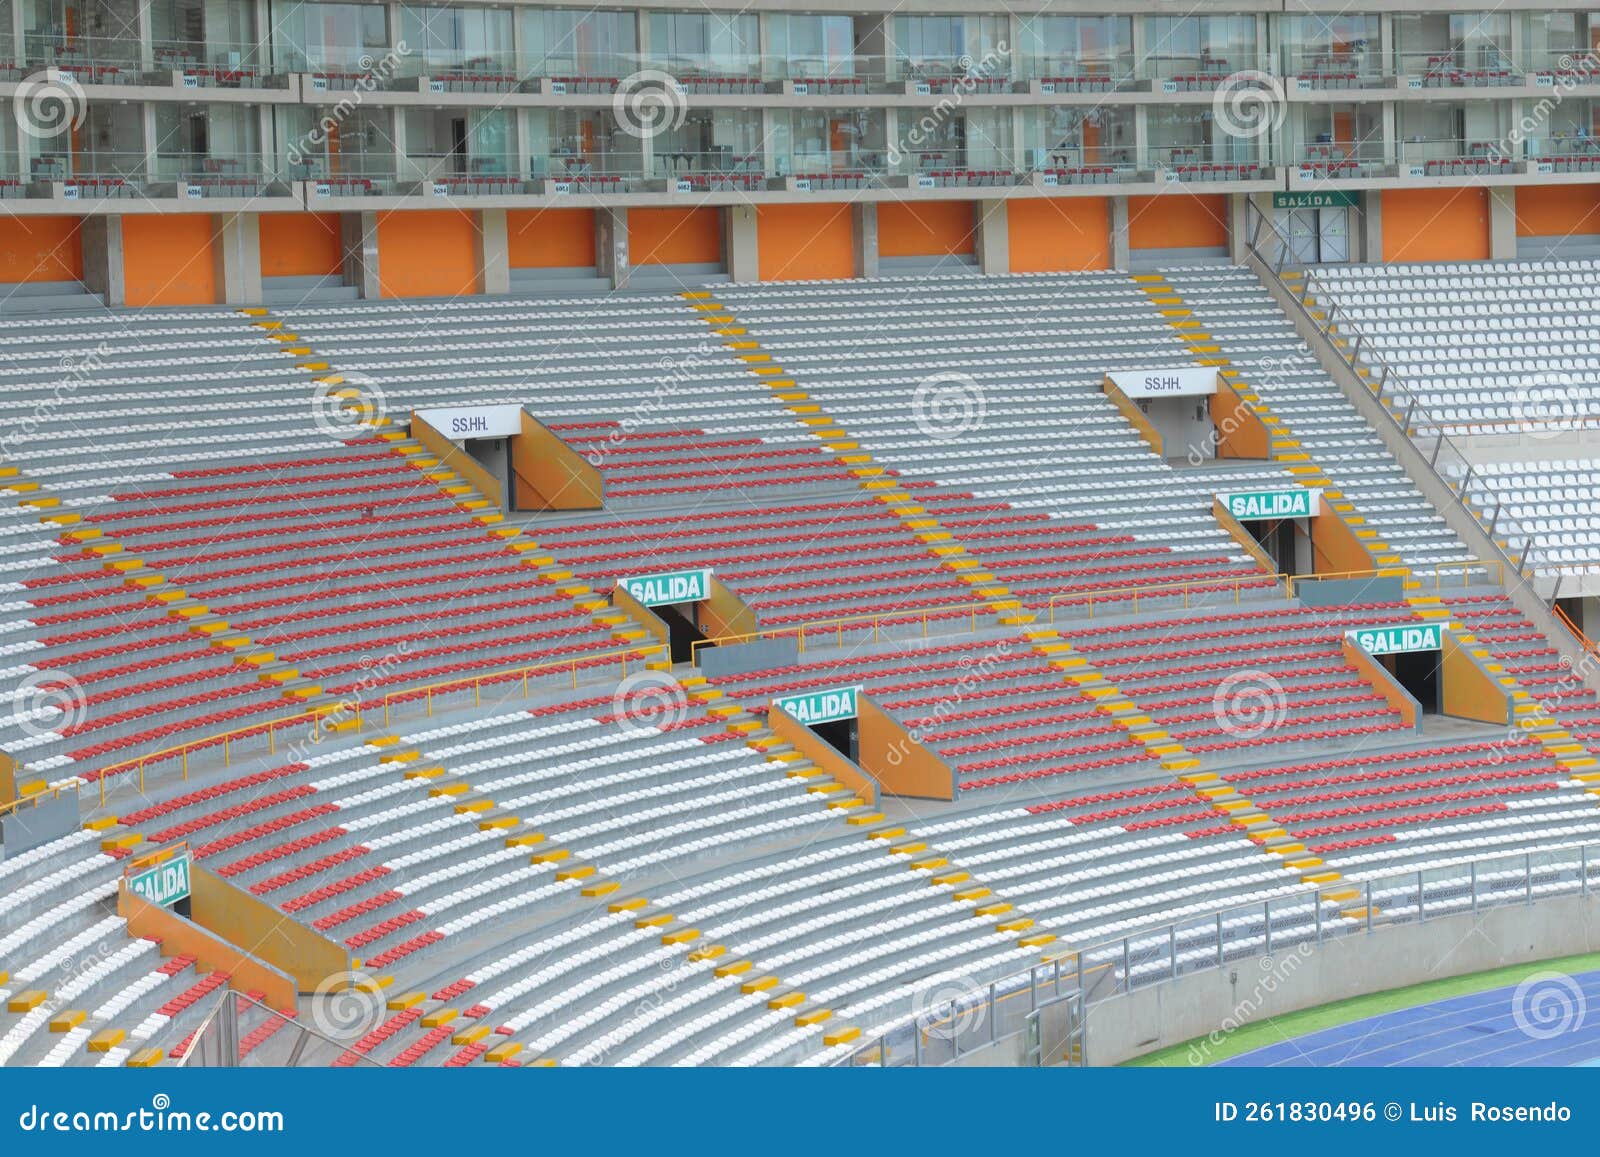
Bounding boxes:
[137,0,153,70]
[477,208,510,294]
[595,206,629,289]
[1361,190,1384,263]
[341,210,381,299]
[852,202,878,278]
[213,212,263,305]
[80,216,125,306]
[1110,196,1131,270]
[724,204,758,282]
[1581,595,1600,641]
[1488,186,1517,260]
[974,199,1008,274]
[1227,193,1251,264]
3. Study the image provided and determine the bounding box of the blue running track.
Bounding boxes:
[1221,969,1600,1066]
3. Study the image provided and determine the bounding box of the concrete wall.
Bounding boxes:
[1089,892,1600,1066]
[697,635,800,680]
[0,792,78,858]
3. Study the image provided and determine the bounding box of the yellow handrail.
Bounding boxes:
[376,643,667,725]
[0,781,75,821]
[688,600,1006,665]
[1554,604,1598,656]
[72,643,665,807]
[1046,573,1291,624]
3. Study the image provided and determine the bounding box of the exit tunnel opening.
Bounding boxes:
[1387,650,1442,715]
[655,602,709,664]
[811,716,859,762]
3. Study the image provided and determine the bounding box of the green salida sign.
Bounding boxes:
[773,685,862,726]
[618,568,712,606]
[127,849,192,908]
[1219,488,1321,520]
[1348,623,1443,657]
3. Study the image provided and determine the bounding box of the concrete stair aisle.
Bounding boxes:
[1140,268,1472,582]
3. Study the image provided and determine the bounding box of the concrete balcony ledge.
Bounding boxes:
[0,68,298,103]
[1287,159,1582,190]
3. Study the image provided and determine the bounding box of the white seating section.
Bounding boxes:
[1442,457,1600,574]
[1306,260,1600,438]
[1162,267,1471,569]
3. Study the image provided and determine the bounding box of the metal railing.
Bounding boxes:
[688,599,1010,664]
[179,989,384,1068]
[1395,137,1521,168]
[37,643,664,808]
[832,839,1600,1066]
[1046,573,1286,623]
[1554,603,1599,657]
[1245,207,1550,597]
[375,642,665,725]
[1287,558,1503,594]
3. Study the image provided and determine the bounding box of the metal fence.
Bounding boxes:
[830,840,1600,1067]
[1244,208,1553,598]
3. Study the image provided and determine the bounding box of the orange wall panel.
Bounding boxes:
[122,215,216,306]
[507,208,596,268]
[756,204,853,281]
[1007,198,1110,272]
[1514,184,1600,237]
[0,216,82,282]
[879,201,976,258]
[1381,188,1489,262]
[376,209,478,298]
[1128,193,1229,250]
[258,212,343,278]
[629,207,721,266]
